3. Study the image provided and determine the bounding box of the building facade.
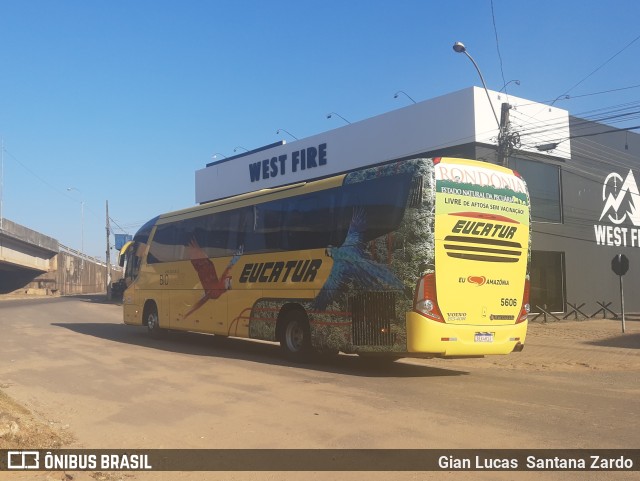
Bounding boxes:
[196,87,640,313]
[525,117,640,314]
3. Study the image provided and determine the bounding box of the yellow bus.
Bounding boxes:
[120,157,530,361]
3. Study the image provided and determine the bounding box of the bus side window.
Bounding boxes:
[255,201,285,252]
[148,224,179,263]
[284,190,337,250]
[205,212,234,257]
[235,207,253,253]
[340,174,412,242]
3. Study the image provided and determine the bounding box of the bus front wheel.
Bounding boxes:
[145,304,162,337]
[280,310,312,362]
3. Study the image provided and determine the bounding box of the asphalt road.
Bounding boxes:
[0,295,638,481]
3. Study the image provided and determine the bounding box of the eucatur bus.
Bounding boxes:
[119,157,531,361]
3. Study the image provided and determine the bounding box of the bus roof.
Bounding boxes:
[157,172,348,225]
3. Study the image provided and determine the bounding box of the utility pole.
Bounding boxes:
[106,200,111,299]
[497,102,520,167]
[452,43,520,167]
[497,103,511,166]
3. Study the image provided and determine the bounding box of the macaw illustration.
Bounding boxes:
[184,239,243,319]
[313,207,403,310]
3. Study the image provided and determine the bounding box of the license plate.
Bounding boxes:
[475,332,494,343]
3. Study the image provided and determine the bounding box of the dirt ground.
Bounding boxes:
[428,315,640,373]
[0,301,638,481]
[4,316,634,449]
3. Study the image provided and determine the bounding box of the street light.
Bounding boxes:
[211,152,227,160]
[536,142,560,152]
[66,187,84,261]
[326,112,351,124]
[234,146,249,153]
[452,41,501,130]
[394,90,417,104]
[499,79,521,92]
[550,94,570,106]
[536,138,569,152]
[276,128,299,141]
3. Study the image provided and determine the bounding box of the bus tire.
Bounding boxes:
[279,309,312,362]
[145,303,162,338]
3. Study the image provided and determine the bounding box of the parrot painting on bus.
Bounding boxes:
[184,239,243,319]
[313,207,404,311]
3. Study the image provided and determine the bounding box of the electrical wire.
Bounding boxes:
[510,102,640,156]
[516,84,640,108]
[550,33,640,105]
[490,0,508,97]
[4,145,135,254]
[3,148,77,202]
[108,216,129,234]
[562,84,640,101]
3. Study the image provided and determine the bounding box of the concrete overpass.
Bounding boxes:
[0,218,118,295]
[0,218,59,293]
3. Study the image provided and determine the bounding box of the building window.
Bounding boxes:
[530,250,565,313]
[510,157,562,223]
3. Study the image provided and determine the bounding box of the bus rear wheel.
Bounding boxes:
[280,310,312,362]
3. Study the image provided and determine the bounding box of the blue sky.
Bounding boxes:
[1,0,639,261]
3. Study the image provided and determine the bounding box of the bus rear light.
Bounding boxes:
[414,273,444,322]
[517,277,531,323]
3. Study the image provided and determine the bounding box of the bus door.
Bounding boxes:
[120,241,142,324]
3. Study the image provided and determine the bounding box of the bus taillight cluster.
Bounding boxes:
[414,273,444,322]
[517,277,531,323]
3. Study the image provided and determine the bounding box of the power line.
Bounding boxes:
[3,144,132,256]
[564,83,640,101]
[519,123,640,152]
[3,147,76,202]
[513,101,640,144]
[108,216,128,234]
[516,83,640,108]
[490,0,508,95]
[551,33,640,104]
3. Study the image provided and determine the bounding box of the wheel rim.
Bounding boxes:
[148,312,157,330]
[285,321,304,352]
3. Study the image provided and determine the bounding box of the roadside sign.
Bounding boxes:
[611,254,629,333]
[611,254,629,276]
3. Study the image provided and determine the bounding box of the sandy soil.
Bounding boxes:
[0,299,638,481]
